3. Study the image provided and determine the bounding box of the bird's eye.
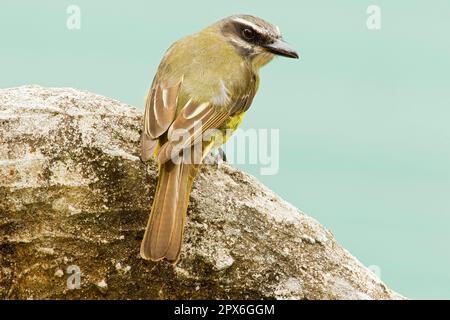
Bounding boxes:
[242,28,255,40]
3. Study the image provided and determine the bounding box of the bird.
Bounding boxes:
[140,14,299,263]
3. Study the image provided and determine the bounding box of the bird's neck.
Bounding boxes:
[251,52,275,70]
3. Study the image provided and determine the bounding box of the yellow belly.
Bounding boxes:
[222,112,246,143]
[200,112,246,158]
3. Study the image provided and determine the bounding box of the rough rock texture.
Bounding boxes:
[0,85,402,300]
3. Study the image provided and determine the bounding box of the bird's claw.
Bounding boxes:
[204,148,227,167]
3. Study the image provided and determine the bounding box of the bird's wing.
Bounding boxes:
[156,88,257,164]
[143,74,256,164]
[141,77,183,161]
[157,99,230,164]
[143,78,183,139]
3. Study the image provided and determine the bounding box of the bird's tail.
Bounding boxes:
[140,161,199,263]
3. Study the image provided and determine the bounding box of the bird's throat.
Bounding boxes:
[251,52,275,70]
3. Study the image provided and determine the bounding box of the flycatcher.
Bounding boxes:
[140,15,298,263]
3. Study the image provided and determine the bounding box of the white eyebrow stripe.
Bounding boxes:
[231,17,268,35]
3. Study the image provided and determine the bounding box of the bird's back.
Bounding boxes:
[155,26,257,113]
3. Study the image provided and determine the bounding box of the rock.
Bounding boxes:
[95,279,108,294]
[0,85,403,300]
[54,269,64,278]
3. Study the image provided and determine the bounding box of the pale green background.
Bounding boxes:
[1,0,449,299]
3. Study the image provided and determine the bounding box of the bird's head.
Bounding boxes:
[218,15,299,68]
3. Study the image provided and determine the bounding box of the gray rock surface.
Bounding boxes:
[0,85,403,299]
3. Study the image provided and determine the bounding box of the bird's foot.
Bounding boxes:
[204,148,227,167]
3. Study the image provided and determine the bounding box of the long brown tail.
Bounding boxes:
[140,161,199,263]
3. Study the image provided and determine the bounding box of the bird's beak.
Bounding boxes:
[263,39,299,59]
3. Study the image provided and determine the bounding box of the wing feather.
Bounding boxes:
[141,78,183,161]
[157,100,230,164]
[144,79,182,139]
[143,72,257,164]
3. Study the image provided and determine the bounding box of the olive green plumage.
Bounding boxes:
[140,14,298,263]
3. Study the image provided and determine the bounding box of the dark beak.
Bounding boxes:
[263,39,299,59]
